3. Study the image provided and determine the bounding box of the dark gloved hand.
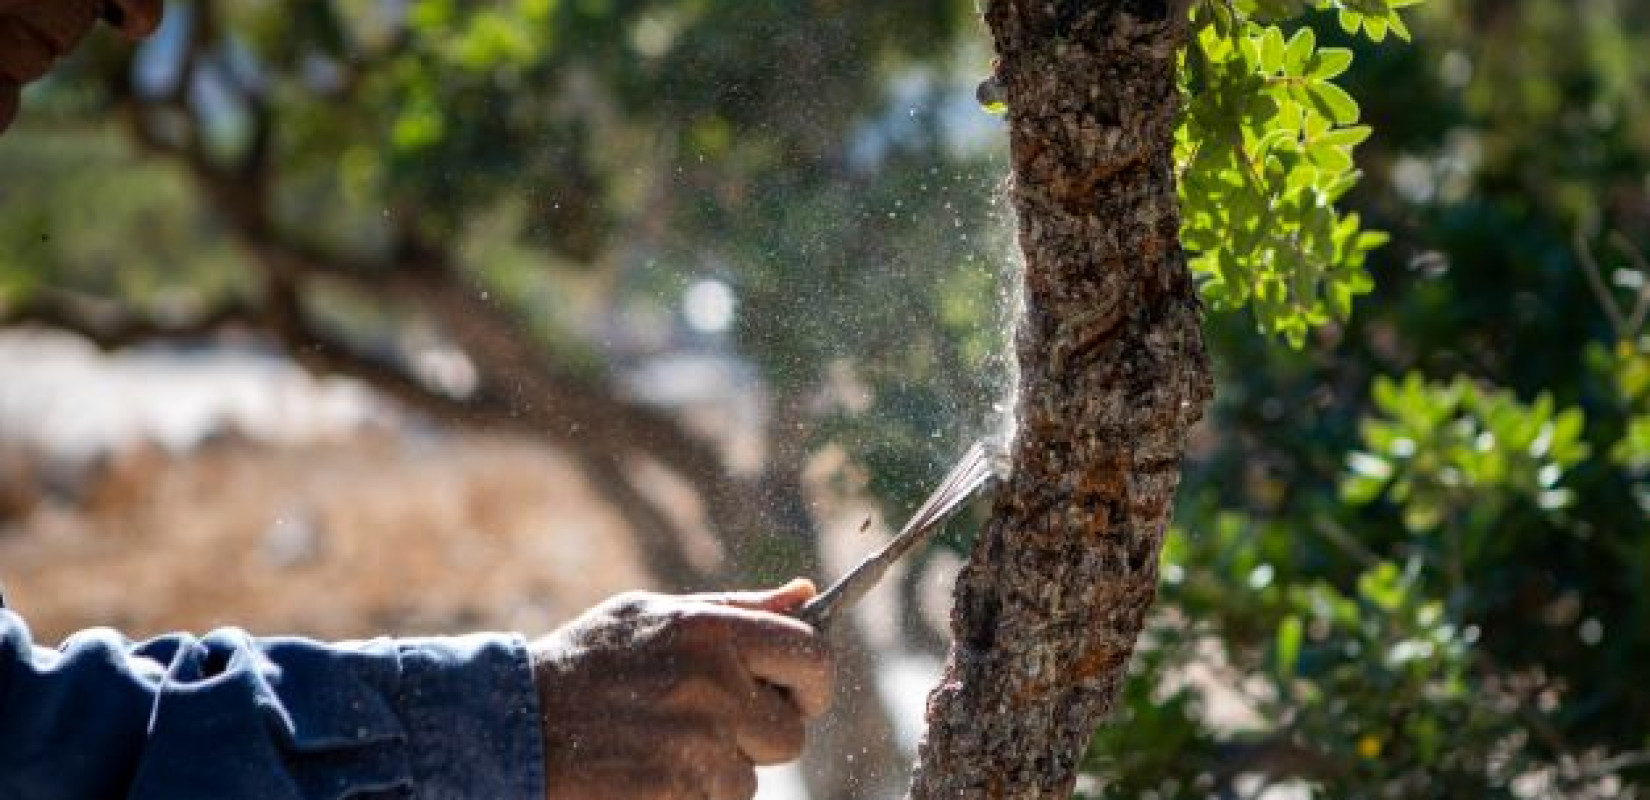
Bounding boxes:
[530,580,833,800]
[0,0,163,133]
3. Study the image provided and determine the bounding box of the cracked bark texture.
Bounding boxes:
[907,1,1211,797]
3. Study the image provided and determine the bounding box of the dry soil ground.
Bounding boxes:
[0,432,652,643]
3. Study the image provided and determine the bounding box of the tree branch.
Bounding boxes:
[1607,231,1650,338]
[110,17,733,499]
[1210,736,1346,789]
[1573,225,1629,341]
[577,454,715,593]
[1,294,259,349]
[0,292,499,434]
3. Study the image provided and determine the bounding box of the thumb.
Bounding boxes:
[696,578,817,615]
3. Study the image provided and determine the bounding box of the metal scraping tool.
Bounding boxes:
[797,440,1000,631]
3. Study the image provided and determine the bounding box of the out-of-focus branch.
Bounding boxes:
[578,454,714,593]
[1574,226,1629,340]
[1210,736,1346,791]
[0,294,258,349]
[1574,225,1650,343]
[1608,231,1650,337]
[0,292,506,434]
[106,4,731,500]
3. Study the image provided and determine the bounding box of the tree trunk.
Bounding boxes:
[908,1,1210,798]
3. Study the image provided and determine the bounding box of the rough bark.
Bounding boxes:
[908,1,1211,798]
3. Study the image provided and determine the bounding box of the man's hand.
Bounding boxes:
[0,0,163,133]
[530,579,833,800]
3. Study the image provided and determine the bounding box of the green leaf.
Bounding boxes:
[1318,124,1373,147]
[1284,27,1315,74]
[1261,26,1287,73]
[1387,9,1413,41]
[1357,230,1391,250]
[1364,15,1389,42]
[1342,474,1388,505]
[1306,82,1361,124]
[1307,47,1353,80]
[1358,563,1407,612]
[1277,614,1304,677]
[1337,7,1359,35]
[1308,140,1355,171]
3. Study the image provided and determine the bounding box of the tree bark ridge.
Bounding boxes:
[909,1,1210,797]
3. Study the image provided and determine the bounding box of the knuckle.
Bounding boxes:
[725,763,759,800]
[766,715,807,763]
[739,691,807,764]
[697,748,758,800]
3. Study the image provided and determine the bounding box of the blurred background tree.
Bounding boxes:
[0,0,1645,798]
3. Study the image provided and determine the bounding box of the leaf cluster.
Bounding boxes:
[1342,373,1589,533]
[1179,1,1418,344]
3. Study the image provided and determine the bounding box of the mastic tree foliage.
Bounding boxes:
[1081,0,1650,796]
[1179,1,1400,345]
[2,0,1648,797]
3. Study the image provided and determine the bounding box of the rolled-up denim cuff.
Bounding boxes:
[396,634,545,800]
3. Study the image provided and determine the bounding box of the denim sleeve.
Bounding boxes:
[0,609,545,800]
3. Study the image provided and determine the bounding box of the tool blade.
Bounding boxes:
[797,441,997,630]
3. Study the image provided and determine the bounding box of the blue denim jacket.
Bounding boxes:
[0,603,545,800]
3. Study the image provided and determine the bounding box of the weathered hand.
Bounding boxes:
[529,580,833,800]
[0,0,163,132]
